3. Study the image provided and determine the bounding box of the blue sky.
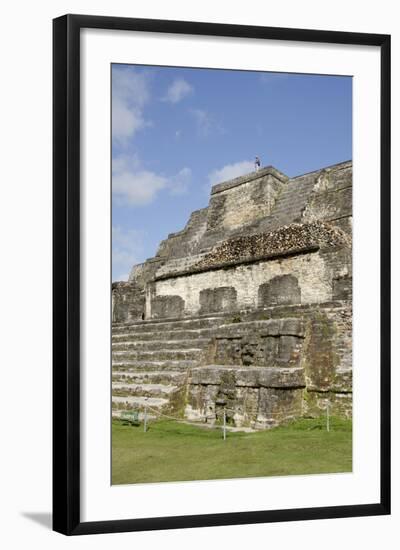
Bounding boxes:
[112,64,352,281]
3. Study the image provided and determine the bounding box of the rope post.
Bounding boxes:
[144,401,148,433]
[223,408,227,441]
[326,401,330,432]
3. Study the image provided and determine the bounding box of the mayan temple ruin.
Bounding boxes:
[112,160,352,429]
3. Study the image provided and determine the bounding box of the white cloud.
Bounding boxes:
[112,99,147,142]
[190,108,212,136]
[190,108,226,137]
[163,78,193,103]
[113,66,149,106]
[112,153,140,174]
[112,226,145,281]
[113,169,167,206]
[168,167,192,196]
[112,154,191,205]
[112,67,151,142]
[208,160,255,188]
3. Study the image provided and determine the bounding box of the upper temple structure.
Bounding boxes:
[112,160,352,429]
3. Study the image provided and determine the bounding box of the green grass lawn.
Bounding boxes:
[112,416,352,485]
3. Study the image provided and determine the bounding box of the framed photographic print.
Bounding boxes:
[53,14,391,535]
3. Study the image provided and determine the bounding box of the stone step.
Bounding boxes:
[112,327,216,342]
[112,395,168,411]
[155,254,207,278]
[112,348,202,362]
[112,316,224,334]
[112,359,197,372]
[112,382,178,398]
[217,318,305,338]
[112,338,210,351]
[112,370,187,384]
[189,365,305,388]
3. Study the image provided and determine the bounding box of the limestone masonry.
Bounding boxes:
[112,160,352,428]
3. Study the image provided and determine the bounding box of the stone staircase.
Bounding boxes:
[112,315,226,419]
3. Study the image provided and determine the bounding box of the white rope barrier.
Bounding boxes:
[142,402,308,426]
[121,401,333,435]
[145,404,187,422]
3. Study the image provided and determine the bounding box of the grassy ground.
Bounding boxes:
[112,416,352,485]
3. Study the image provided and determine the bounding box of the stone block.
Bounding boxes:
[256,387,304,428]
[189,365,305,388]
[303,390,352,418]
[280,335,303,363]
[210,318,306,368]
[112,282,145,322]
[258,274,301,307]
[199,286,237,314]
[333,275,352,301]
[151,295,185,319]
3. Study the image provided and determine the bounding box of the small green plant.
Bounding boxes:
[254,310,270,321]
[228,315,242,324]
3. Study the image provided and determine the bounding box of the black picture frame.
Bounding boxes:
[53,14,391,536]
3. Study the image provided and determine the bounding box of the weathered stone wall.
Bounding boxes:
[192,221,348,274]
[302,166,352,224]
[332,275,352,301]
[113,160,352,428]
[185,306,352,427]
[185,365,305,428]
[112,282,145,323]
[209,319,306,380]
[199,286,238,315]
[127,160,352,281]
[148,246,350,318]
[258,274,301,306]
[128,257,164,287]
[155,208,208,260]
[151,294,185,319]
[207,169,287,232]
